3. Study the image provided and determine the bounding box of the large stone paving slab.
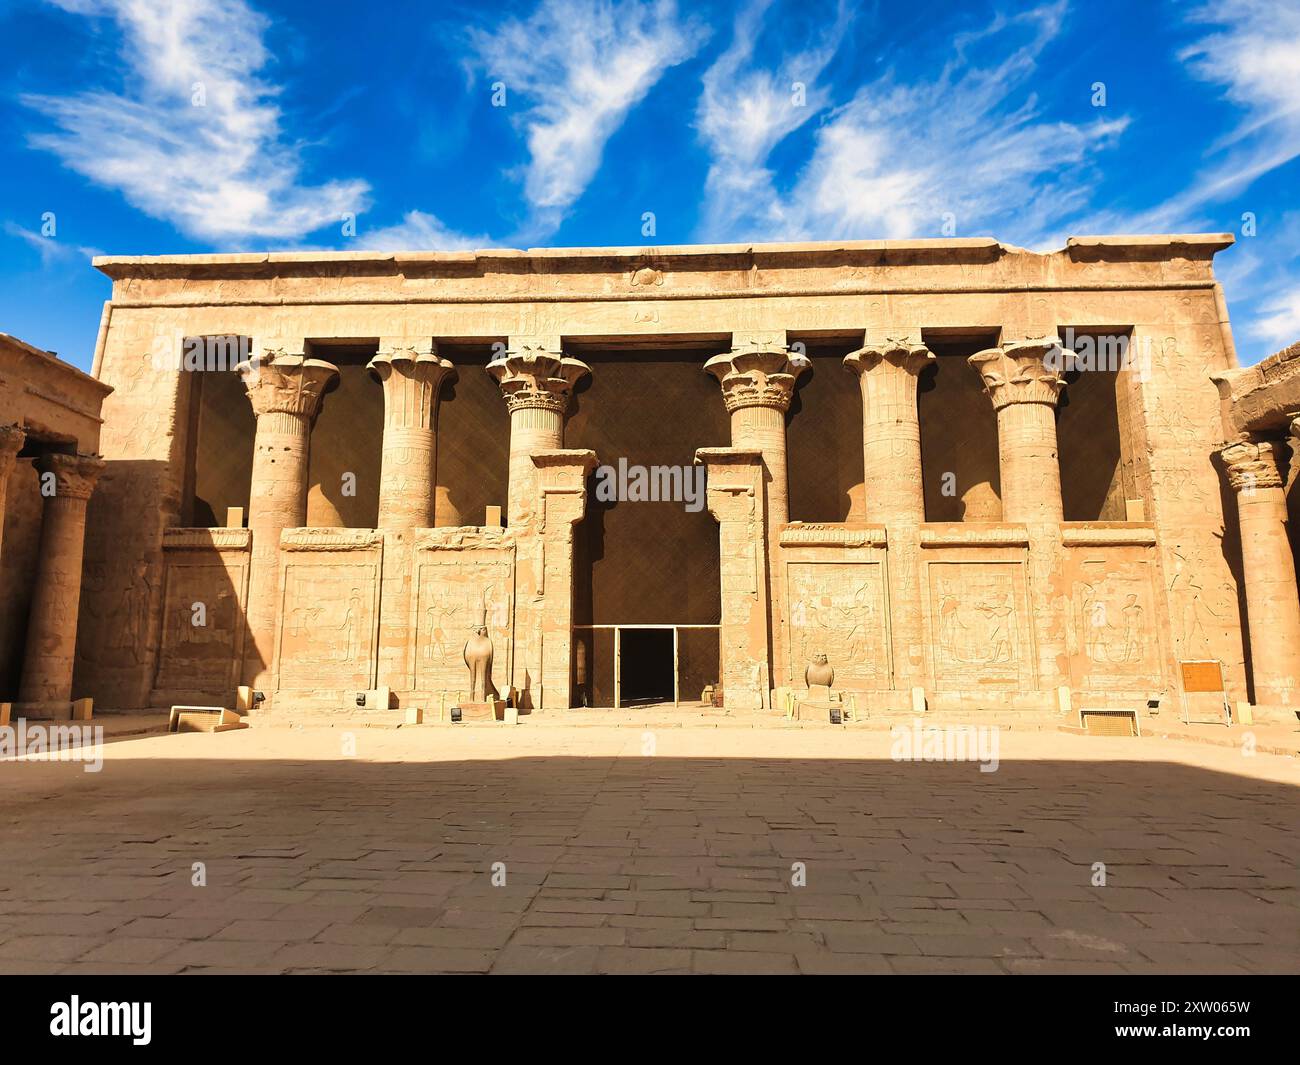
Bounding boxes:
[0,726,1295,974]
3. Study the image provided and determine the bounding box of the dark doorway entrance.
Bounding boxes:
[618,628,675,706]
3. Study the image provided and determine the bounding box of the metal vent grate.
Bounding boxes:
[1081,709,1139,737]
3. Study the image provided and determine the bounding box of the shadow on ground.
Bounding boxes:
[0,752,1295,974]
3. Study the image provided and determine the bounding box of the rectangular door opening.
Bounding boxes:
[618,628,674,706]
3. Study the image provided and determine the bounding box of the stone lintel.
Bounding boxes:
[531,448,599,475]
[1060,523,1157,547]
[694,447,764,468]
[779,523,888,548]
[279,527,384,551]
[919,524,1030,548]
[162,527,253,551]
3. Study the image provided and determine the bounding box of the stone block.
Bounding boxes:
[71,698,93,721]
[0,702,9,727]
[404,706,423,725]
[225,506,245,529]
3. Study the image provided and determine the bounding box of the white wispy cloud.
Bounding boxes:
[696,1,1127,248]
[696,0,850,238]
[3,221,102,267]
[467,0,709,237]
[1157,0,1300,359]
[356,210,492,252]
[23,0,369,243]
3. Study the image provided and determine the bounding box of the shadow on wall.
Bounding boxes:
[0,751,1294,973]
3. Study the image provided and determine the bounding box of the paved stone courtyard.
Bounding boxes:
[0,723,1296,974]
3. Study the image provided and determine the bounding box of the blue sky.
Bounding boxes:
[1,0,1298,371]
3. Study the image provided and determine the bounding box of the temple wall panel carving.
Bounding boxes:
[273,530,382,694]
[922,557,1035,692]
[151,529,250,702]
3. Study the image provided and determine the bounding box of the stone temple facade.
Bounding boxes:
[2,235,1297,723]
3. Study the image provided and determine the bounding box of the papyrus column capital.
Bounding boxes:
[843,337,935,378]
[0,423,26,477]
[488,342,590,415]
[368,341,457,429]
[969,337,1067,411]
[705,339,810,414]
[38,452,106,501]
[1217,436,1285,493]
[237,350,339,420]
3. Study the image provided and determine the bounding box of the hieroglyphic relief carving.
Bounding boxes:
[1066,555,1164,691]
[275,544,381,691]
[786,562,890,688]
[927,562,1029,690]
[411,544,514,694]
[154,558,248,695]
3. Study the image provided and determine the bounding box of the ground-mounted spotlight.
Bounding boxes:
[252,690,265,707]
[355,691,366,707]
[829,708,842,725]
[450,706,463,723]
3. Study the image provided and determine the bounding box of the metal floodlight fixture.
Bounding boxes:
[252,690,266,706]
[355,692,366,707]
[450,707,463,723]
[829,708,842,725]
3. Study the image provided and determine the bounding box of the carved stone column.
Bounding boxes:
[368,340,456,530]
[488,342,590,709]
[488,341,590,529]
[695,447,771,709]
[19,452,105,713]
[843,339,934,689]
[705,337,809,694]
[969,337,1067,523]
[0,424,26,563]
[237,348,339,691]
[1217,437,1300,707]
[843,338,933,524]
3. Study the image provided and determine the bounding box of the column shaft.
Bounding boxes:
[996,401,1064,523]
[706,340,809,697]
[844,340,932,524]
[1219,438,1300,705]
[19,453,104,708]
[969,338,1067,524]
[370,342,456,530]
[238,351,339,691]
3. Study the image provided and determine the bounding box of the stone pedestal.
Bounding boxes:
[19,452,105,715]
[237,349,339,691]
[705,338,808,693]
[1217,437,1300,706]
[368,340,456,530]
